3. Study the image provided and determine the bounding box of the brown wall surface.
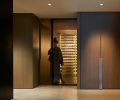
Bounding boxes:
[78,12,120,89]
[40,20,51,84]
[100,14,120,89]
[32,15,40,87]
[78,13,100,89]
[13,13,40,88]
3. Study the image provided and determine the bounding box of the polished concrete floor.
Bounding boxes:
[14,86,120,100]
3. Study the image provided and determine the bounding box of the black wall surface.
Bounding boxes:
[0,0,13,100]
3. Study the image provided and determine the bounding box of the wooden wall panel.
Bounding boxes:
[78,13,100,89]
[78,12,120,89]
[40,20,51,84]
[101,13,120,89]
[13,14,33,88]
[32,16,40,87]
[13,13,40,88]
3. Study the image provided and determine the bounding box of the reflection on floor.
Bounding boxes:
[14,86,120,100]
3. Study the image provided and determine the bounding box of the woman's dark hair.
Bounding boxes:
[53,37,58,44]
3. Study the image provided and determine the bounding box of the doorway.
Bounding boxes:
[52,19,77,85]
[39,19,78,85]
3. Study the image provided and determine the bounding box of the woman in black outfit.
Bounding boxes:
[48,37,63,84]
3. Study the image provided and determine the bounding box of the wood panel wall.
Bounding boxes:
[101,13,120,89]
[40,20,51,84]
[33,16,40,87]
[78,13,100,89]
[78,12,120,89]
[13,13,40,88]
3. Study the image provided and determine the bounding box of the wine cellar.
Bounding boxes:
[60,32,77,84]
[53,20,77,85]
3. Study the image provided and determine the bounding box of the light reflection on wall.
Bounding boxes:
[33,31,39,60]
[33,32,39,49]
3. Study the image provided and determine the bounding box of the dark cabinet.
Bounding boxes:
[78,13,120,89]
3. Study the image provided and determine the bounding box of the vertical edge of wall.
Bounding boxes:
[77,13,81,89]
[0,0,13,99]
[40,19,51,84]
[13,13,34,88]
[32,14,40,87]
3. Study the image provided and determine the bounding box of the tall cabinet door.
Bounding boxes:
[78,13,101,89]
[78,13,120,89]
[101,13,120,89]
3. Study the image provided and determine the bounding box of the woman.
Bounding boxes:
[48,37,63,84]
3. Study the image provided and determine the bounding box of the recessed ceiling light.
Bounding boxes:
[100,3,104,6]
[48,3,52,6]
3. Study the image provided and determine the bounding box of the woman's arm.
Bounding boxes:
[48,48,52,55]
[59,48,63,65]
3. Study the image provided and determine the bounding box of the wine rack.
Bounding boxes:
[60,33,77,85]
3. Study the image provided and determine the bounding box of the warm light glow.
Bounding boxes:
[100,3,104,6]
[48,3,52,6]
[59,30,77,84]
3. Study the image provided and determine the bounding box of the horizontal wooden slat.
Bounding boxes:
[60,33,77,84]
